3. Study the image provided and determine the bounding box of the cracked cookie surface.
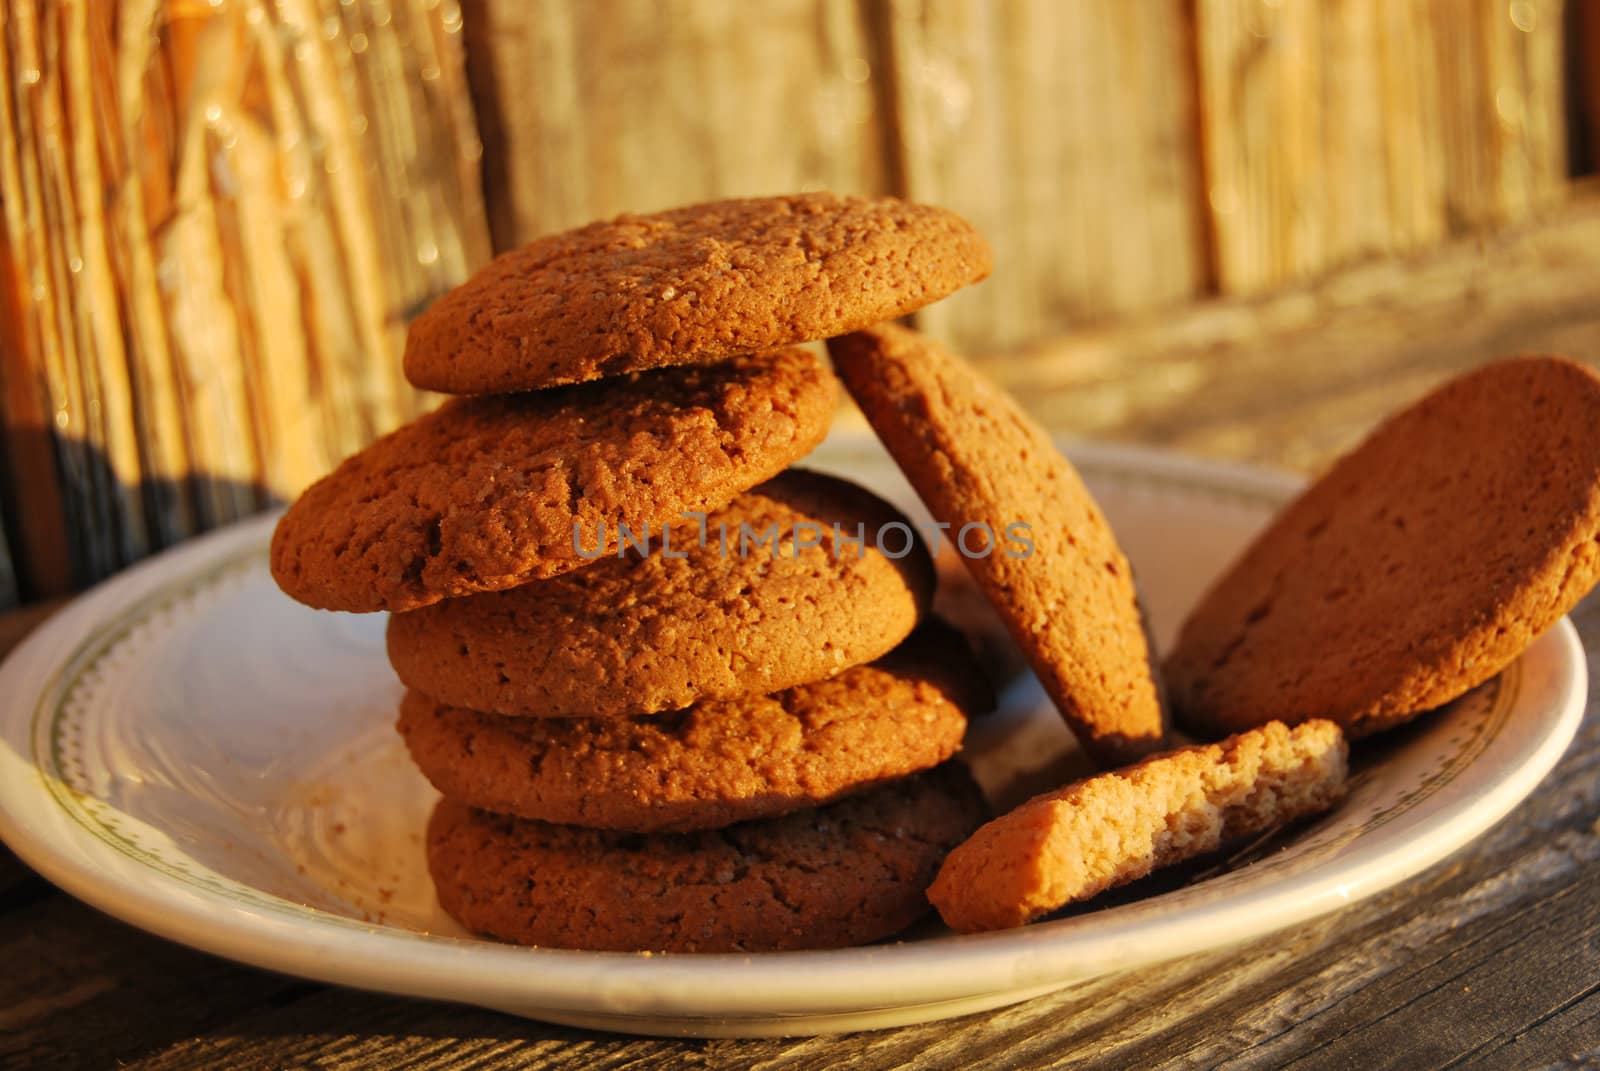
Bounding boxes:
[270,348,835,613]
[928,720,1347,932]
[829,323,1165,768]
[386,470,935,716]
[404,193,992,394]
[397,621,990,832]
[426,763,987,952]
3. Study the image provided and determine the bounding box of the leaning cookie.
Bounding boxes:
[271,348,835,613]
[1167,356,1600,740]
[927,721,1347,933]
[397,621,990,832]
[932,543,1031,689]
[405,193,992,394]
[427,763,988,953]
[829,323,1165,767]
[387,470,936,717]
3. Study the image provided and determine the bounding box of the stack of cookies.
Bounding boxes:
[274,191,1600,954]
[270,194,1000,952]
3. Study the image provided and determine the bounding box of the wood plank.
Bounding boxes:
[1196,0,1569,295]
[880,0,1206,353]
[0,894,308,1071]
[1456,986,1600,1069]
[1272,886,1600,1069]
[984,185,1600,472]
[115,989,591,1071]
[462,0,887,248]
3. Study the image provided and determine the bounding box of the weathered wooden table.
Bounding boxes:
[3,202,1600,1069]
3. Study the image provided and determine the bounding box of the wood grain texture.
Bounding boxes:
[982,183,1600,473]
[462,0,888,248]
[458,0,1249,353]
[0,0,489,596]
[872,0,1207,352]
[461,0,1577,353]
[1196,0,1569,294]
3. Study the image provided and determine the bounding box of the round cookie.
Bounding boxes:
[404,193,993,394]
[927,721,1347,932]
[271,348,836,613]
[386,470,937,717]
[426,763,988,953]
[396,621,991,832]
[1166,356,1600,739]
[828,324,1166,768]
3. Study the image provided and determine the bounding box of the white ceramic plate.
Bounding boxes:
[0,441,1585,1038]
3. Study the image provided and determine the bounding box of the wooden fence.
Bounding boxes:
[0,0,1595,606]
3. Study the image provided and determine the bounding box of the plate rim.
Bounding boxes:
[0,441,1586,1024]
